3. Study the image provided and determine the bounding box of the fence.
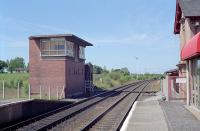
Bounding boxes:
[0,80,65,100]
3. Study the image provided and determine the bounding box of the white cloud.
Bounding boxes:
[86,33,162,46]
[0,34,28,48]
[0,14,70,34]
[0,14,71,48]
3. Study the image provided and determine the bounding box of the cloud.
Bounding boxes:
[18,19,69,33]
[0,14,70,48]
[0,14,70,34]
[0,34,28,48]
[86,33,162,46]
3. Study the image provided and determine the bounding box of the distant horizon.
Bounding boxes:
[0,0,179,74]
[1,56,163,75]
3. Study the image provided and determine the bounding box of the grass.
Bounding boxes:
[149,80,161,91]
[93,73,137,90]
[0,72,161,99]
[0,73,29,99]
[0,73,29,88]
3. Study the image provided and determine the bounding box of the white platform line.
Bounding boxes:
[0,99,33,107]
[120,101,138,131]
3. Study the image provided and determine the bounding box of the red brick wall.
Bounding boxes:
[29,39,85,98]
[65,60,85,97]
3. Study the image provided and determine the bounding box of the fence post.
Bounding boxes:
[28,84,31,99]
[17,82,20,99]
[40,86,42,99]
[59,86,65,99]
[2,80,5,99]
[48,86,51,100]
[57,86,59,100]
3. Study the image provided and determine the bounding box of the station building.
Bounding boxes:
[162,69,179,101]
[173,0,200,109]
[29,34,93,98]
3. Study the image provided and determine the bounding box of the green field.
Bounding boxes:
[93,73,137,90]
[0,72,162,99]
[0,73,29,99]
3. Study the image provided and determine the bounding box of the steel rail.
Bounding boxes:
[81,81,150,131]
[49,81,148,131]
[28,81,146,131]
[1,81,144,131]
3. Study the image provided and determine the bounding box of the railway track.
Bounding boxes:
[81,81,149,131]
[1,81,145,131]
[51,80,149,131]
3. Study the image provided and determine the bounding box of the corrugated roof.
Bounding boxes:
[29,34,93,46]
[178,0,200,17]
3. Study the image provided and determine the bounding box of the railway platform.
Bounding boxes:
[121,92,200,131]
[0,99,31,106]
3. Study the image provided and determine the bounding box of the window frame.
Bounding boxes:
[79,46,85,59]
[40,38,75,57]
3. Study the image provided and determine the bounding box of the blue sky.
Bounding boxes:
[0,0,179,74]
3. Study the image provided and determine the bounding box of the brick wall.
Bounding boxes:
[29,39,85,98]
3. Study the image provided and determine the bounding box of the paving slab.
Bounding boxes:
[160,101,200,131]
[121,100,168,131]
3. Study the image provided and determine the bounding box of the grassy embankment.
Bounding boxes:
[93,73,136,90]
[0,73,29,99]
[94,74,161,90]
[0,72,162,99]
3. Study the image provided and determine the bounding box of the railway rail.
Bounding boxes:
[81,81,149,131]
[1,80,150,131]
[51,80,149,131]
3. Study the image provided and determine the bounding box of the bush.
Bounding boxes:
[110,72,121,80]
[0,73,29,93]
[23,81,29,95]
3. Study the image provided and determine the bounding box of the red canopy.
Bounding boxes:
[181,32,200,60]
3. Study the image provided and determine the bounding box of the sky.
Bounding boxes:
[0,0,179,74]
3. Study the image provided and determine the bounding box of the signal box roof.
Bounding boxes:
[29,34,93,46]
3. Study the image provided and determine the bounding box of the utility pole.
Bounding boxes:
[135,57,139,79]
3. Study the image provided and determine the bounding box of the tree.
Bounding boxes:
[0,60,7,73]
[26,62,29,72]
[110,71,121,80]
[8,57,25,73]
[93,65,103,74]
[102,66,109,73]
[120,67,130,75]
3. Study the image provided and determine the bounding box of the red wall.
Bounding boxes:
[178,66,187,100]
[65,60,85,97]
[29,39,85,98]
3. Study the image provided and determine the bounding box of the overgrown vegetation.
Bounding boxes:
[92,64,162,89]
[0,57,163,99]
[0,73,29,93]
[0,57,29,98]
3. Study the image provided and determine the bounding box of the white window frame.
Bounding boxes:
[79,46,85,59]
[40,38,75,57]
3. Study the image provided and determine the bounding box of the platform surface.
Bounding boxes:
[160,101,200,131]
[0,99,30,106]
[121,99,200,131]
[121,100,168,131]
